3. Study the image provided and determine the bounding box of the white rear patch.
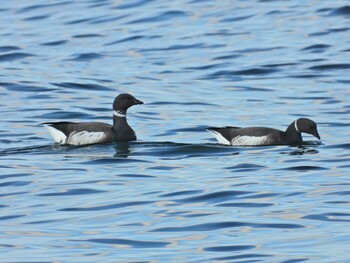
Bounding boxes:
[207,129,230,145]
[44,125,67,144]
[67,131,106,145]
[231,135,269,146]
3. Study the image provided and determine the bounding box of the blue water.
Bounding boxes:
[1,1,350,262]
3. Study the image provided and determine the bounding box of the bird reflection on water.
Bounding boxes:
[114,142,132,158]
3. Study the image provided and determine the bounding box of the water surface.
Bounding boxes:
[1,0,350,262]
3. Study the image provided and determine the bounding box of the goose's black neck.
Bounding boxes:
[285,121,302,144]
[113,110,127,127]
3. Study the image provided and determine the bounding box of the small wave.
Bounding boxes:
[160,190,202,198]
[0,52,34,62]
[149,101,215,106]
[325,190,350,196]
[0,82,52,92]
[117,173,155,178]
[0,215,26,221]
[212,53,241,61]
[184,63,227,71]
[127,10,187,24]
[309,63,350,70]
[51,82,112,91]
[204,245,255,252]
[302,213,350,222]
[152,221,304,232]
[0,191,29,198]
[290,74,331,79]
[105,35,145,46]
[59,201,152,211]
[133,142,237,159]
[83,158,150,164]
[0,46,21,52]
[0,173,32,180]
[23,14,50,21]
[72,34,103,38]
[65,18,92,25]
[263,62,299,68]
[0,145,52,156]
[68,52,104,61]
[238,47,284,54]
[37,188,106,196]
[301,44,332,51]
[219,14,256,23]
[41,40,68,46]
[217,202,273,208]
[213,253,271,261]
[323,143,350,149]
[278,165,328,172]
[94,15,130,25]
[174,190,251,204]
[0,181,31,187]
[16,2,70,13]
[83,238,170,248]
[116,0,154,10]
[225,163,266,172]
[206,68,278,79]
[329,6,350,16]
[139,43,205,53]
[309,27,349,37]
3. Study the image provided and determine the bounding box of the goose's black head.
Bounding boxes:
[295,118,320,139]
[113,93,143,111]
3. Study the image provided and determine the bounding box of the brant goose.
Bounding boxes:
[43,93,143,145]
[207,118,320,146]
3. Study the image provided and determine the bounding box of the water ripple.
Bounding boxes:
[127,10,187,24]
[116,0,155,10]
[51,82,112,91]
[213,253,271,261]
[309,63,350,70]
[0,82,52,92]
[1,1,350,261]
[37,188,107,196]
[329,6,350,16]
[68,53,104,61]
[0,46,21,52]
[16,2,70,13]
[302,213,350,222]
[0,52,34,62]
[41,40,68,46]
[83,238,171,248]
[174,190,251,204]
[59,201,153,212]
[204,245,255,252]
[152,221,304,232]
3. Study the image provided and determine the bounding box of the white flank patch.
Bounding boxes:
[67,131,105,145]
[231,135,269,146]
[44,125,67,144]
[207,129,230,145]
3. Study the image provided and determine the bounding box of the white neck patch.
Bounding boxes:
[113,110,126,118]
[294,120,300,132]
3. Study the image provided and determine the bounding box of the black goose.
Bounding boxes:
[207,118,320,146]
[43,93,143,145]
